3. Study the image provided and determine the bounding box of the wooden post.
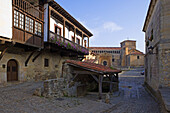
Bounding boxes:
[99,75,103,99]
[82,32,84,46]
[88,36,89,48]
[110,75,114,93]
[63,18,66,42]
[74,27,76,43]
[48,6,51,41]
[115,73,119,82]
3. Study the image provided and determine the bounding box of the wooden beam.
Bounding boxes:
[32,51,42,62]
[115,73,119,82]
[68,73,79,86]
[82,32,84,46]
[72,70,95,75]
[98,75,103,99]
[25,51,35,66]
[0,47,8,61]
[88,36,90,48]
[90,74,99,83]
[63,17,66,41]
[110,75,114,93]
[74,27,76,43]
[0,40,5,44]
[48,5,51,41]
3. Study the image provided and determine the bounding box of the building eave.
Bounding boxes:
[143,0,157,32]
[48,1,93,37]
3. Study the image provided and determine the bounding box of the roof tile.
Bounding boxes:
[65,60,121,74]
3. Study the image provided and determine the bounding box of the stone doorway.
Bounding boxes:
[7,59,18,82]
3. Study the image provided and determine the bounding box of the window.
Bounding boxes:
[44,59,49,67]
[112,59,115,62]
[76,38,80,45]
[55,25,61,36]
[137,56,140,59]
[103,61,107,66]
[14,10,19,27]
[35,21,42,36]
[19,13,24,29]
[25,16,33,33]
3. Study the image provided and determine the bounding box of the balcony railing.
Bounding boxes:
[49,31,89,55]
[12,0,43,20]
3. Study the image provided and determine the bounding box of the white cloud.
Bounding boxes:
[103,22,123,32]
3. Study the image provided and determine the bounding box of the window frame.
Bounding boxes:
[25,16,34,33]
[76,38,80,45]
[44,58,49,67]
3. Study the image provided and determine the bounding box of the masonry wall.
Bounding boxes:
[145,0,161,91]
[0,47,71,83]
[145,0,170,91]
[99,53,112,67]
[120,41,136,67]
[127,55,144,67]
[159,0,170,87]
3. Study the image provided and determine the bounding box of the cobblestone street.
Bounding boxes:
[107,68,161,113]
[0,68,161,113]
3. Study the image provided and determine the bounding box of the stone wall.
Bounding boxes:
[42,78,85,98]
[127,54,144,67]
[144,0,170,91]
[0,47,72,83]
[159,0,170,87]
[144,0,161,91]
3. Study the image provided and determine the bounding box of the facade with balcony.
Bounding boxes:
[0,0,92,83]
[43,1,92,56]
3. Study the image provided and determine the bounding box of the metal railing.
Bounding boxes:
[12,0,43,20]
[49,31,89,54]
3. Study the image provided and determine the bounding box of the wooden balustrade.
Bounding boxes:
[12,0,43,20]
[49,31,89,54]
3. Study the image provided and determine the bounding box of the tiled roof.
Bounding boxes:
[84,59,97,63]
[65,60,121,74]
[89,47,121,50]
[120,40,136,44]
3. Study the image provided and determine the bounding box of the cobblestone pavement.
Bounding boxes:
[105,68,161,113]
[0,81,112,113]
[0,68,161,113]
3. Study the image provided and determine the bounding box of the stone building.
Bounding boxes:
[0,0,92,83]
[120,40,144,67]
[88,47,121,67]
[86,40,144,68]
[143,0,170,112]
[126,49,145,67]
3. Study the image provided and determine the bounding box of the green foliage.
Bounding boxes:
[67,42,72,49]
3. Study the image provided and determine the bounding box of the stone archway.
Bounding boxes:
[7,59,18,82]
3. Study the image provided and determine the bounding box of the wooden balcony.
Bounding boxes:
[12,0,44,48]
[12,0,43,21]
[49,31,89,55]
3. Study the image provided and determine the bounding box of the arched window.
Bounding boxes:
[103,61,107,66]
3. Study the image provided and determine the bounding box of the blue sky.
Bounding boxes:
[56,0,150,53]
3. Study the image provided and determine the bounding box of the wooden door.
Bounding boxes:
[7,60,18,81]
